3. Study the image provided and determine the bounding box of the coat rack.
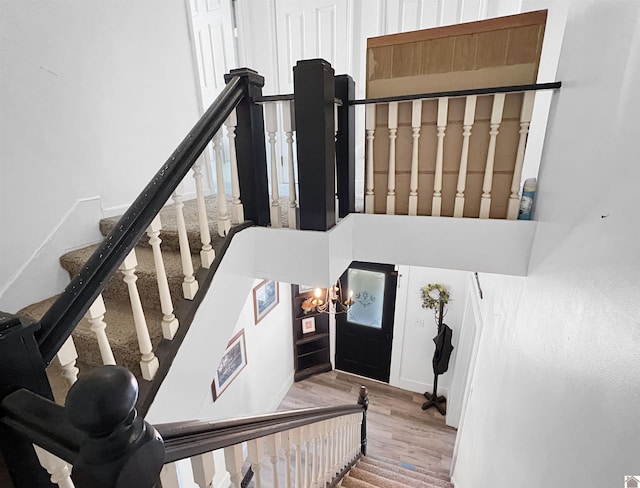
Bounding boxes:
[422,299,453,415]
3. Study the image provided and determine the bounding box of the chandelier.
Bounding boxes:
[304,280,354,315]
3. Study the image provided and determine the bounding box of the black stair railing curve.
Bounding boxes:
[36,74,246,363]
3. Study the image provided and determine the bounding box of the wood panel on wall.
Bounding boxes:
[366,10,547,97]
[366,10,546,218]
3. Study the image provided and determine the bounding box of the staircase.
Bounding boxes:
[18,196,232,404]
[340,455,453,488]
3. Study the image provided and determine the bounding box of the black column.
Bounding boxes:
[294,59,336,231]
[0,312,55,487]
[224,68,270,227]
[334,74,356,218]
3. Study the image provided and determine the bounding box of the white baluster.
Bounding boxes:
[290,427,302,488]
[56,336,78,387]
[282,101,298,229]
[225,110,245,224]
[329,419,338,478]
[159,462,180,488]
[172,183,199,300]
[352,414,360,459]
[247,437,264,488]
[310,423,318,488]
[85,294,116,365]
[146,215,179,340]
[507,91,536,219]
[213,130,231,236]
[365,104,376,214]
[192,159,215,268]
[119,249,159,381]
[282,430,293,488]
[265,102,282,228]
[224,443,244,488]
[34,446,75,488]
[454,95,478,218]
[191,452,215,488]
[386,102,398,215]
[266,433,281,488]
[301,424,311,488]
[432,97,449,216]
[319,421,328,486]
[480,93,506,219]
[408,100,423,216]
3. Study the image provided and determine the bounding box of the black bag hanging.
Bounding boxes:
[432,324,454,375]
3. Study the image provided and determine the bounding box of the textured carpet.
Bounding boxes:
[340,457,453,488]
[18,196,253,403]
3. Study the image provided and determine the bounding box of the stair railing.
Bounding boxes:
[354,82,561,218]
[0,68,271,487]
[0,365,369,488]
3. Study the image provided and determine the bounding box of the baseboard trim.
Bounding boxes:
[268,371,295,412]
[0,197,104,312]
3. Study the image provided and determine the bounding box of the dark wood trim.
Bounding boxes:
[294,58,337,231]
[367,10,548,48]
[335,74,356,218]
[226,68,271,227]
[328,454,361,488]
[351,81,561,105]
[36,75,247,364]
[158,403,364,463]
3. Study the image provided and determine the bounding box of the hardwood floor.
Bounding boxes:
[278,370,457,480]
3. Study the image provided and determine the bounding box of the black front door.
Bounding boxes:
[335,262,397,382]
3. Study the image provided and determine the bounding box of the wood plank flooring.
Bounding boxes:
[278,370,457,480]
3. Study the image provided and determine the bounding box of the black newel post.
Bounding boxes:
[294,59,336,231]
[0,312,56,488]
[357,386,369,456]
[66,366,164,488]
[224,68,270,227]
[334,74,356,218]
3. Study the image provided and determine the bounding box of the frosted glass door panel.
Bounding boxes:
[347,269,385,328]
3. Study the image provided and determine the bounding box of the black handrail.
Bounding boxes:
[157,403,365,463]
[36,75,246,363]
[350,81,562,105]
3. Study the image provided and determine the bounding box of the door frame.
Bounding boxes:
[334,261,398,383]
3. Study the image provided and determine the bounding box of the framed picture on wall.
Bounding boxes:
[302,316,316,334]
[211,329,247,401]
[253,279,279,324]
[298,284,315,294]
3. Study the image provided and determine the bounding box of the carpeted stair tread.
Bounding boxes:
[19,294,164,383]
[349,466,441,488]
[340,475,379,488]
[59,244,197,310]
[357,458,452,488]
[363,453,450,482]
[99,196,232,254]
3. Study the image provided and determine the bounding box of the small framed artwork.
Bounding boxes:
[211,329,247,401]
[253,279,279,324]
[302,316,316,334]
[298,284,315,294]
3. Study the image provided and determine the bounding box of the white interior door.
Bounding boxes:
[187,0,237,192]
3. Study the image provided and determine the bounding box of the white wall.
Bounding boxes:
[0,0,200,312]
[195,280,294,421]
[389,266,469,395]
[147,230,294,424]
[452,1,640,486]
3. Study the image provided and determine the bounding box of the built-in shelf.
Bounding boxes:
[296,332,329,346]
[291,285,331,382]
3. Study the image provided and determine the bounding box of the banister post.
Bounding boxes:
[66,365,164,488]
[0,312,55,487]
[357,386,369,456]
[294,58,336,231]
[334,74,356,218]
[224,68,270,227]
